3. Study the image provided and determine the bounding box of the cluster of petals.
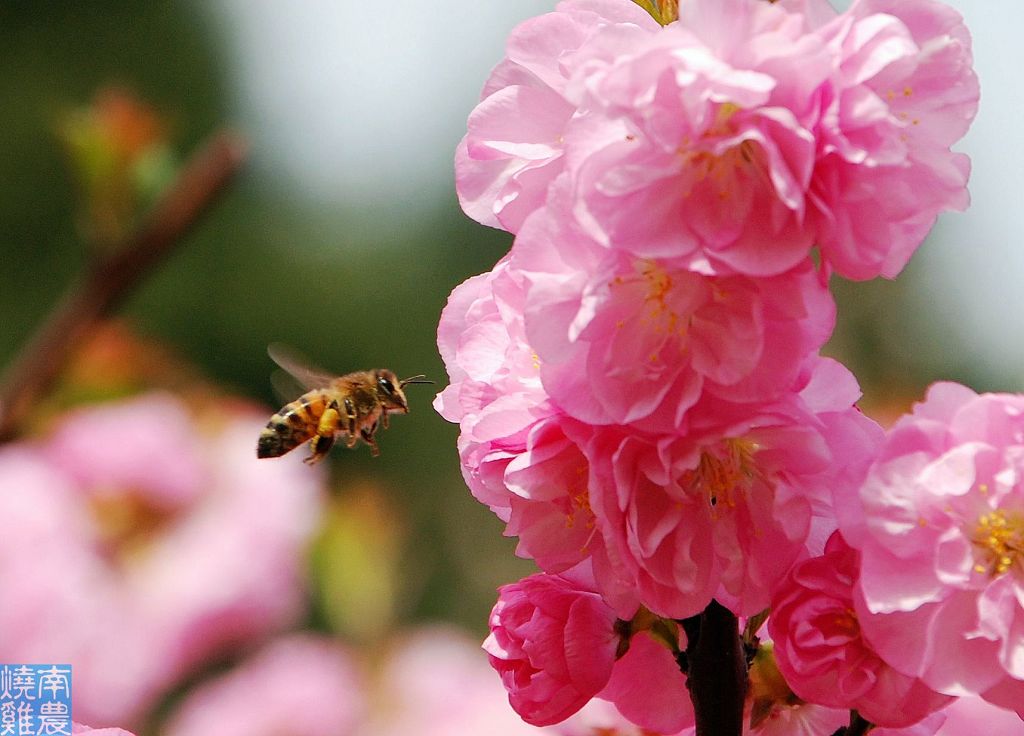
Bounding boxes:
[0,393,323,727]
[434,233,872,609]
[484,567,693,732]
[838,383,1024,717]
[769,532,952,727]
[434,259,599,573]
[584,358,882,619]
[513,181,836,432]
[457,0,977,280]
[445,0,981,730]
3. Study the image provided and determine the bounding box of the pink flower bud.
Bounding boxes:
[484,572,620,726]
[770,532,952,727]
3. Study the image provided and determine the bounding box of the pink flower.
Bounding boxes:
[562,0,832,277]
[513,186,835,432]
[459,0,976,280]
[455,0,660,233]
[435,261,602,572]
[770,532,952,727]
[871,714,947,736]
[842,383,1024,716]
[598,628,694,734]
[584,358,882,619]
[484,571,620,726]
[748,704,847,736]
[933,695,1023,735]
[809,0,979,279]
[0,394,324,727]
[560,697,693,736]
[163,635,363,736]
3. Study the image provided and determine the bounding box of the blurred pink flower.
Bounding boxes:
[584,359,879,619]
[558,700,653,736]
[163,634,363,736]
[360,627,553,736]
[71,724,137,736]
[513,186,835,431]
[770,532,952,727]
[485,571,620,726]
[810,0,979,279]
[842,383,1024,717]
[0,393,324,727]
[455,0,659,233]
[748,703,847,736]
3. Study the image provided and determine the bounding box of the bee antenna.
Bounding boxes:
[400,374,433,387]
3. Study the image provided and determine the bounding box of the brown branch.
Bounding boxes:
[0,129,248,441]
[681,600,748,736]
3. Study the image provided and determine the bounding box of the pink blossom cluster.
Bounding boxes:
[0,393,324,729]
[761,385,1024,730]
[435,0,1014,732]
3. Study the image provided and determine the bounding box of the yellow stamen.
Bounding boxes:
[972,509,1024,577]
[681,439,762,517]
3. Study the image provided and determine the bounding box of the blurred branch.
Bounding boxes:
[0,130,248,441]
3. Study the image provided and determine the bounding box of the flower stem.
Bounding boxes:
[0,129,247,441]
[681,599,747,736]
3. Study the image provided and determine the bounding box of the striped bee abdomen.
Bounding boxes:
[256,390,326,458]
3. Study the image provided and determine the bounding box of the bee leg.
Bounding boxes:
[306,404,341,464]
[343,397,357,436]
[361,422,380,457]
[304,433,335,465]
[380,407,390,430]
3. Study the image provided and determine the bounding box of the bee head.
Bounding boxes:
[376,370,433,413]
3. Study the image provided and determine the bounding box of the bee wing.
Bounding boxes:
[266,343,335,392]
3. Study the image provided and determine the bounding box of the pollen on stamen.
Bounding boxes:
[565,484,593,530]
[681,438,762,518]
[971,509,1024,577]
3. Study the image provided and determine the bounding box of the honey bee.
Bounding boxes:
[256,345,432,465]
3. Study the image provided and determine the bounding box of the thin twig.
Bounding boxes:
[0,129,248,441]
[681,600,748,736]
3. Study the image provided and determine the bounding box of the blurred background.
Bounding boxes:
[0,0,1020,734]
